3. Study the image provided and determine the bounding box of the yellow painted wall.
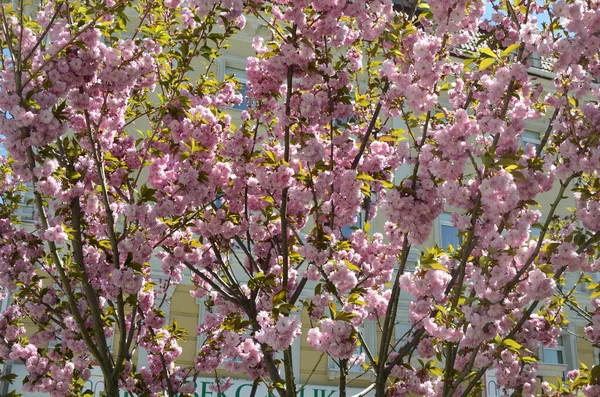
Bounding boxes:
[170,284,200,366]
[577,326,597,369]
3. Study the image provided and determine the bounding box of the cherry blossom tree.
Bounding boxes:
[1,0,600,396]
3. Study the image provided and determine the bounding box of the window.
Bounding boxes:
[486,377,502,397]
[395,322,411,344]
[15,182,35,223]
[537,333,575,384]
[522,130,542,154]
[540,336,565,365]
[440,213,462,250]
[328,320,376,376]
[196,296,207,352]
[531,225,542,240]
[214,192,224,209]
[343,323,367,373]
[0,142,34,222]
[529,52,542,69]
[529,216,547,241]
[332,114,358,129]
[0,291,9,312]
[341,211,364,239]
[341,198,372,239]
[224,66,251,111]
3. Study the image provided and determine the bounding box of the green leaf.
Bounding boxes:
[140,184,157,202]
[328,302,337,317]
[0,373,17,383]
[315,283,322,295]
[104,151,119,164]
[480,47,498,59]
[261,195,275,204]
[538,264,553,275]
[590,364,600,383]
[67,170,82,180]
[503,338,522,351]
[481,152,494,167]
[379,179,394,189]
[99,240,112,249]
[501,43,520,58]
[357,173,376,182]
[336,240,351,251]
[463,58,476,69]
[274,303,297,314]
[264,151,278,165]
[479,57,496,71]
[272,289,286,304]
[512,171,527,181]
[344,260,360,272]
[273,380,286,390]
[429,262,449,272]
[336,312,356,322]
[542,242,560,254]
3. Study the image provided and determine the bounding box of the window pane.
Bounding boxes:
[332,115,358,129]
[225,66,250,111]
[349,343,363,370]
[341,225,355,239]
[440,212,453,223]
[523,131,540,141]
[224,66,245,80]
[522,131,541,153]
[16,182,35,222]
[441,224,461,249]
[233,83,249,111]
[341,213,363,239]
[529,52,542,68]
[543,349,564,364]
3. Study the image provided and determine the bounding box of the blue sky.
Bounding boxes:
[483,0,551,27]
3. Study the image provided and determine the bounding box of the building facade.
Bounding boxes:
[1,4,599,397]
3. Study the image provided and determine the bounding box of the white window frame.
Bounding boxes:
[537,331,575,379]
[540,336,565,365]
[195,296,207,354]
